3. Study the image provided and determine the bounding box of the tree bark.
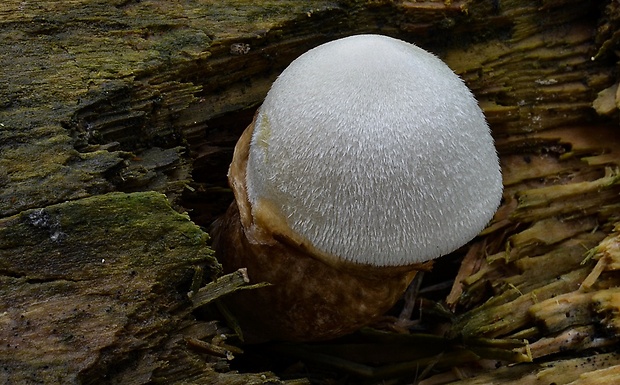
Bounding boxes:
[1,0,620,384]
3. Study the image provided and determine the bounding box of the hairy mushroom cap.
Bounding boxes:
[245,34,502,267]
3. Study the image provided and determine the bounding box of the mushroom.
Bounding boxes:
[212,34,502,342]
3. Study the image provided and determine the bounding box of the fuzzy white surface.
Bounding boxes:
[245,34,502,266]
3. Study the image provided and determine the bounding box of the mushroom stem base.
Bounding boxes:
[211,121,430,342]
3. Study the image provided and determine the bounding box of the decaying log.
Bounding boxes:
[2,0,620,384]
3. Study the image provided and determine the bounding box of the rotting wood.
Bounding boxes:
[0,192,216,383]
[2,0,620,384]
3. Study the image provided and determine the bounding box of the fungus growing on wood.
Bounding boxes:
[212,34,502,342]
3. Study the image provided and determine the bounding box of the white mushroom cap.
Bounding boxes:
[245,34,502,267]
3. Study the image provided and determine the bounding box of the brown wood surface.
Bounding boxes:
[2,0,620,384]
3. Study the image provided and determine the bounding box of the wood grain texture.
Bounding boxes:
[2,0,620,383]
